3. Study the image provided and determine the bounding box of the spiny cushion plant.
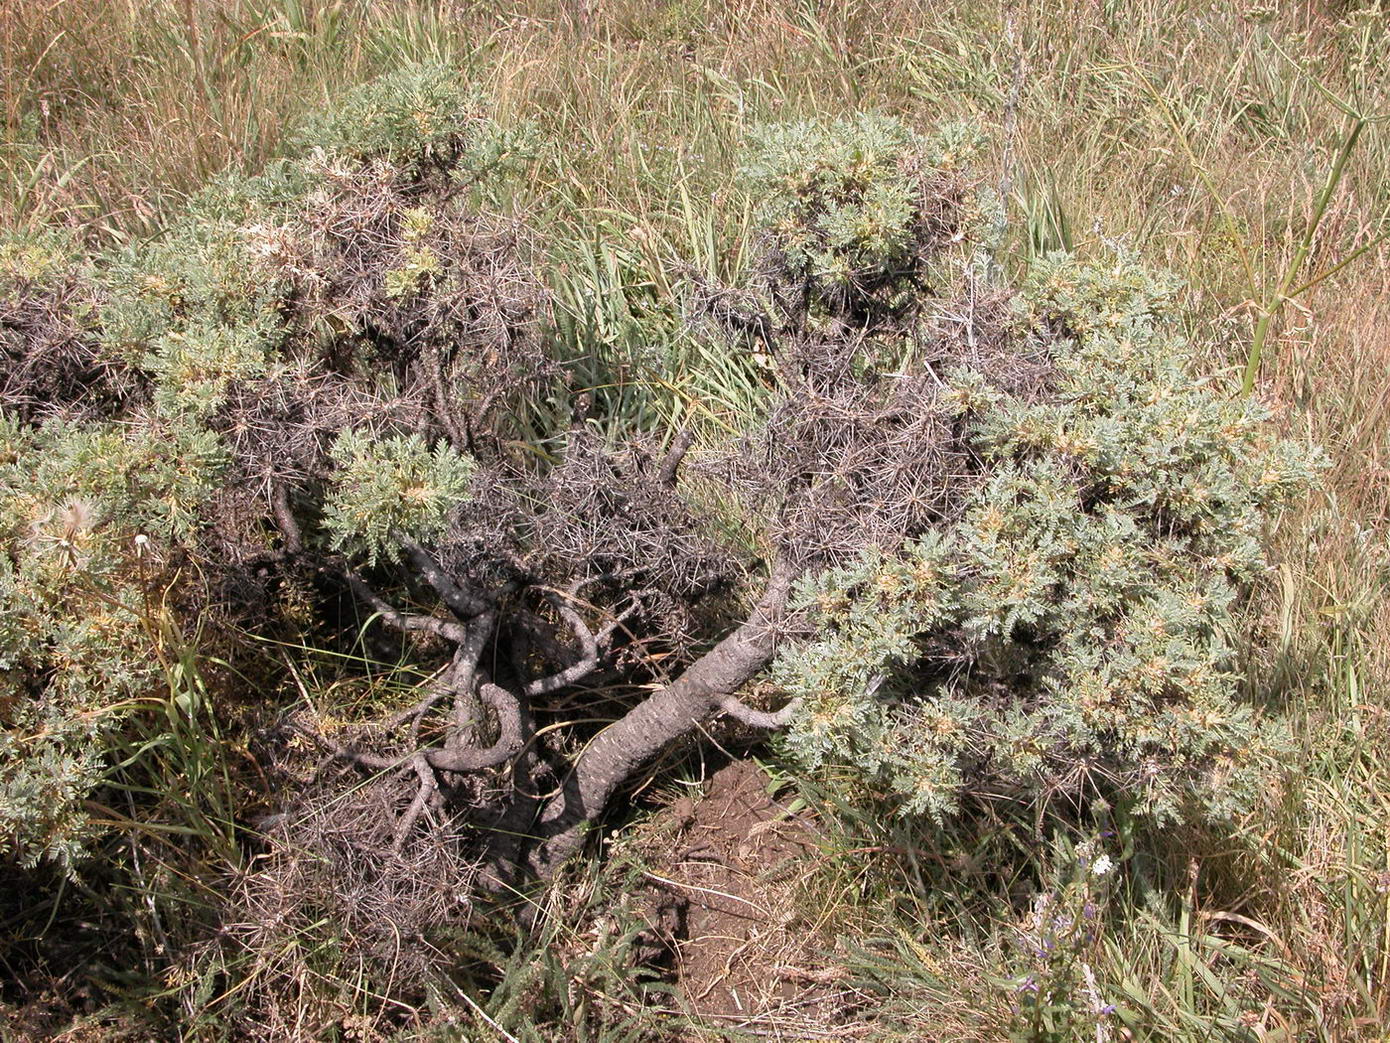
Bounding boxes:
[0,231,135,423]
[0,231,220,866]
[0,60,1329,1037]
[770,251,1320,824]
[706,115,1017,566]
[0,412,223,865]
[2,64,1316,936]
[697,113,1319,829]
[0,64,544,868]
[740,113,990,330]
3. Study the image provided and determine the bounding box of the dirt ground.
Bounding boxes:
[621,757,862,1040]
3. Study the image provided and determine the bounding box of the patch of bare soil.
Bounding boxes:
[623,758,863,1039]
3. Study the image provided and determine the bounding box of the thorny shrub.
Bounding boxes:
[1,63,549,868]
[768,250,1321,824]
[693,114,1319,827]
[0,66,1321,1034]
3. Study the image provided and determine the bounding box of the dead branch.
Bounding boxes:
[425,342,467,448]
[717,695,802,729]
[341,570,469,643]
[270,482,303,554]
[392,752,438,852]
[293,721,404,773]
[524,593,599,696]
[448,612,497,738]
[657,429,695,486]
[400,537,496,617]
[425,683,524,772]
[530,557,798,872]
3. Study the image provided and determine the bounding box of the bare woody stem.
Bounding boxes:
[341,570,469,643]
[530,559,799,872]
[657,429,695,487]
[718,694,802,729]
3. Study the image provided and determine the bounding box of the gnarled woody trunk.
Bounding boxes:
[527,559,798,873]
[317,546,798,881]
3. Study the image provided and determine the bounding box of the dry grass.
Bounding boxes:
[3,0,1387,1038]
[0,0,464,232]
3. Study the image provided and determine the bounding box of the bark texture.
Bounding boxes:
[528,559,797,872]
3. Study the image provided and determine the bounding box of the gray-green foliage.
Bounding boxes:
[773,251,1321,824]
[740,113,987,324]
[290,62,538,185]
[0,415,223,865]
[1,67,1319,878]
[290,62,485,165]
[324,430,475,566]
[1,64,528,867]
[2,227,230,865]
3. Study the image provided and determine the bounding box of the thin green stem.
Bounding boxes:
[1242,117,1365,395]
